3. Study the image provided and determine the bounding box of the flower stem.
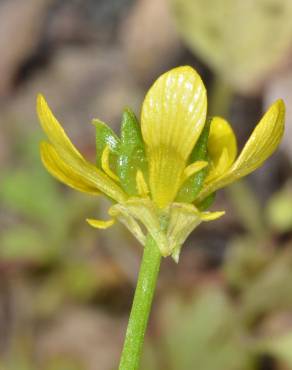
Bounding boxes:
[118,234,162,370]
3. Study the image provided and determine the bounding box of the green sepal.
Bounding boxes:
[197,192,216,211]
[117,108,148,195]
[92,119,120,170]
[176,118,211,203]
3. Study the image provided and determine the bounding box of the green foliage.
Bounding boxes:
[140,178,292,370]
[260,331,292,368]
[223,237,271,290]
[118,108,148,195]
[45,356,85,370]
[141,241,292,370]
[62,261,102,301]
[266,185,292,232]
[93,118,120,169]
[142,289,250,370]
[0,135,98,264]
[197,191,216,210]
[0,347,85,370]
[1,166,65,222]
[0,134,104,316]
[2,129,292,369]
[171,0,292,91]
[239,250,292,321]
[0,226,47,260]
[228,181,264,237]
[93,108,148,196]
[176,118,211,203]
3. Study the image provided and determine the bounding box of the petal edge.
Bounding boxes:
[141,66,207,207]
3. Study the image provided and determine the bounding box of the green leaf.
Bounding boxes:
[0,168,65,221]
[266,187,292,232]
[0,226,47,261]
[171,0,292,92]
[260,331,292,367]
[197,192,216,210]
[158,289,249,370]
[63,262,100,301]
[117,108,148,195]
[92,119,120,169]
[45,355,85,370]
[176,118,211,203]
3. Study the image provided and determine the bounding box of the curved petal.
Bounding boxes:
[206,116,237,182]
[37,95,127,203]
[37,94,82,161]
[86,218,115,229]
[197,100,285,201]
[101,145,120,182]
[136,170,149,197]
[41,142,101,195]
[181,160,208,184]
[141,66,207,207]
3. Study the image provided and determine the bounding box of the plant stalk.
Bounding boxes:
[118,234,162,370]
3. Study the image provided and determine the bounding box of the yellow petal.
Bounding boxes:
[86,218,115,229]
[101,145,120,182]
[206,116,237,182]
[37,94,82,161]
[200,211,225,221]
[181,160,208,184]
[136,170,149,197]
[231,100,285,175]
[37,95,127,203]
[141,66,207,207]
[41,142,101,195]
[198,100,285,201]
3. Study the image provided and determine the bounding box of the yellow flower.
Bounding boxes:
[37,66,285,261]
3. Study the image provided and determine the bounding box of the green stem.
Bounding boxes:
[118,234,162,370]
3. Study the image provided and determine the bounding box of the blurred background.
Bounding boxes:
[0,0,292,369]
